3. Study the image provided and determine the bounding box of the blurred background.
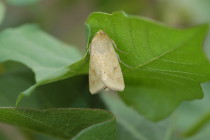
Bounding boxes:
[1,0,210,53]
[0,0,210,140]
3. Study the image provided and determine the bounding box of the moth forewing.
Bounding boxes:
[89,30,125,94]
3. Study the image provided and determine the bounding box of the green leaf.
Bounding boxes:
[86,12,210,121]
[100,84,210,140]
[0,108,116,140]
[0,1,5,24]
[101,93,172,140]
[0,62,102,109]
[0,24,85,104]
[6,0,39,6]
[0,24,82,81]
[171,82,210,140]
[0,62,112,139]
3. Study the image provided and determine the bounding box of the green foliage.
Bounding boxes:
[0,12,209,121]
[0,25,85,104]
[0,63,115,139]
[0,25,116,139]
[0,108,116,140]
[173,82,210,140]
[0,25,82,81]
[0,63,101,108]
[101,94,170,140]
[0,11,209,139]
[100,83,210,140]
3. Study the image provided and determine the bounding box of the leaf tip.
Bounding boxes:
[15,93,25,107]
[15,85,37,107]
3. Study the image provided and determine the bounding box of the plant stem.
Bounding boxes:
[183,111,210,137]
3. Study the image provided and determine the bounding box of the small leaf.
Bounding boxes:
[0,24,85,104]
[101,93,171,140]
[0,108,116,140]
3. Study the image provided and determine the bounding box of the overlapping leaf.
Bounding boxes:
[101,93,170,140]
[0,63,101,108]
[0,24,86,104]
[0,63,115,140]
[0,25,115,139]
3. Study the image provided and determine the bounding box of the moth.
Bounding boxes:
[89,30,125,94]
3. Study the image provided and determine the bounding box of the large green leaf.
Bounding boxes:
[0,108,116,140]
[86,12,210,121]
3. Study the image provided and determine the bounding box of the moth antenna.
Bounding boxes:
[88,42,92,54]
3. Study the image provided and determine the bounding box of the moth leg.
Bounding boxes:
[72,52,89,72]
[88,42,92,53]
[111,40,129,54]
[115,53,133,69]
[84,42,91,64]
